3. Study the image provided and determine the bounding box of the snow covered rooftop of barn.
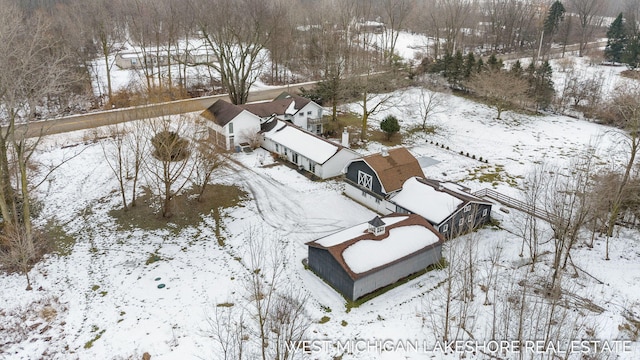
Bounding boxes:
[392,177,464,224]
[342,225,441,274]
[315,215,408,247]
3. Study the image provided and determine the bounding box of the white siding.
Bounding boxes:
[201,110,260,151]
[322,148,360,179]
[344,183,395,215]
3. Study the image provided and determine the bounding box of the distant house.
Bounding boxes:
[343,147,425,214]
[260,119,360,179]
[306,214,444,301]
[354,20,385,34]
[200,100,262,151]
[241,92,326,135]
[115,52,169,69]
[392,177,493,239]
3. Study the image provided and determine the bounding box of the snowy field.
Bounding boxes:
[1,34,640,359]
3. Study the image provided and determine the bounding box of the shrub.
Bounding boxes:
[380,115,401,140]
[151,131,190,161]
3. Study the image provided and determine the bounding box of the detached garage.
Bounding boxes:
[306,214,444,301]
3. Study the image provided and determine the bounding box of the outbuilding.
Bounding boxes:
[306,214,444,301]
[343,147,425,214]
[392,177,493,239]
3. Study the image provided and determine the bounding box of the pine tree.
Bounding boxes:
[445,50,465,86]
[463,52,476,78]
[380,115,401,140]
[511,60,523,77]
[544,1,566,37]
[476,58,485,72]
[623,35,640,69]
[529,61,555,109]
[487,54,503,71]
[605,13,626,64]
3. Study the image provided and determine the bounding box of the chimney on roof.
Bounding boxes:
[381,146,389,157]
[368,216,386,236]
[342,129,349,148]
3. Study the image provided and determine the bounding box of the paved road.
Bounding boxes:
[18,82,317,138]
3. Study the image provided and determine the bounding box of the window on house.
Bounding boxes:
[307,111,312,115]
[316,124,322,134]
[357,171,373,190]
[442,224,449,233]
[131,58,137,65]
[459,218,464,226]
[228,122,234,134]
[299,112,304,117]
[375,198,381,204]
[362,191,367,197]
[284,148,288,156]
[482,208,488,217]
[275,144,280,152]
[468,215,473,223]
[464,205,470,212]
[309,161,316,173]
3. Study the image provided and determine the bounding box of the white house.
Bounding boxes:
[200,100,262,151]
[241,92,326,135]
[260,119,360,179]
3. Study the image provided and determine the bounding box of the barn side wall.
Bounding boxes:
[352,243,443,300]
[308,247,354,300]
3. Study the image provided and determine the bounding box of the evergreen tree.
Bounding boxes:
[463,52,476,78]
[623,35,640,69]
[529,61,555,109]
[445,50,464,86]
[544,1,566,37]
[380,115,401,140]
[476,58,485,72]
[487,54,503,71]
[510,60,523,77]
[605,13,626,63]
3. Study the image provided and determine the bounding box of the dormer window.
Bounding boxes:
[368,216,386,236]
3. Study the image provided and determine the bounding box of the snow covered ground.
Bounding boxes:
[1,35,640,359]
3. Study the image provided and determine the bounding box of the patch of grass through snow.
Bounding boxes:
[465,164,520,187]
[108,184,247,233]
[46,220,76,257]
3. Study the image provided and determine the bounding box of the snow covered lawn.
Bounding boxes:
[2,61,640,359]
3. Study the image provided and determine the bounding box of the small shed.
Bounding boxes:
[306,214,444,301]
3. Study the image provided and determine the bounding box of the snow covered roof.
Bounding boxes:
[307,214,444,279]
[262,120,342,165]
[391,177,491,225]
[354,147,425,194]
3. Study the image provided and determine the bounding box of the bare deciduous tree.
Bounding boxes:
[207,304,248,360]
[145,115,195,218]
[242,228,310,360]
[193,0,273,105]
[418,88,445,132]
[569,0,606,57]
[0,226,42,290]
[466,70,529,120]
[192,139,223,201]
